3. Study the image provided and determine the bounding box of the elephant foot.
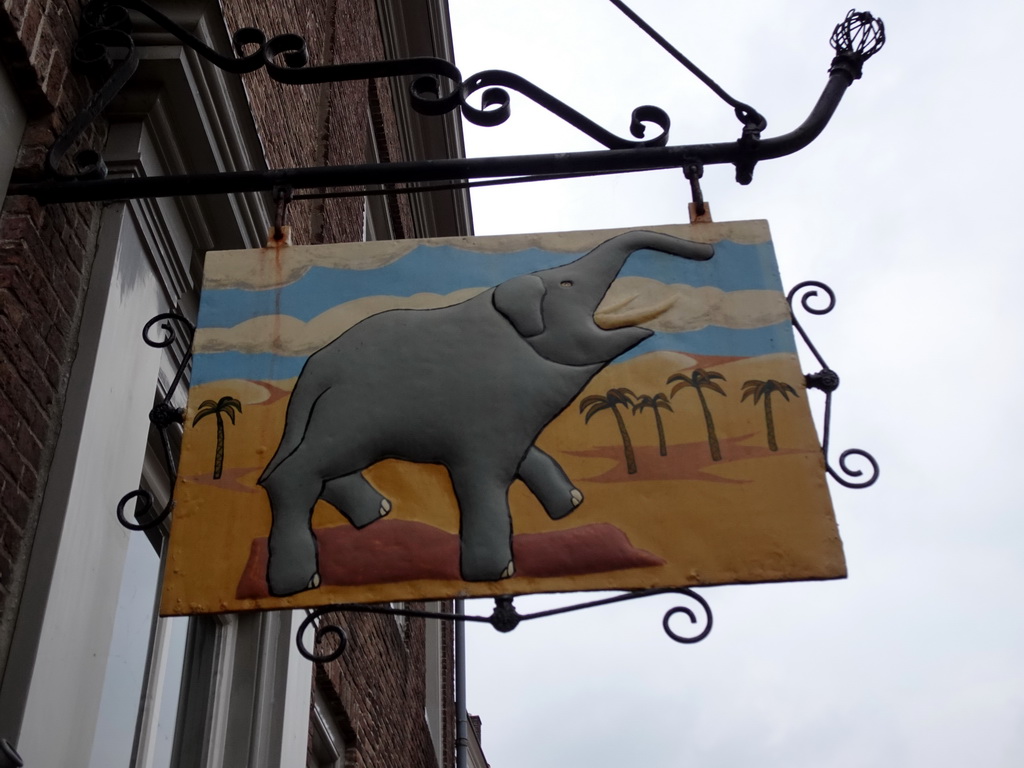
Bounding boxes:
[320,473,390,529]
[545,488,584,521]
[267,560,321,597]
[518,447,583,520]
[266,530,320,597]
[461,555,516,582]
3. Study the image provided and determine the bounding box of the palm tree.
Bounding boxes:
[667,369,727,461]
[740,379,799,452]
[579,388,639,474]
[192,396,243,479]
[632,393,673,457]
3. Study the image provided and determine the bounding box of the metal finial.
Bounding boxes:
[489,597,522,633]
[830,10,886,62]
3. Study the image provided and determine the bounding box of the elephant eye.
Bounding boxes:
[560,280,573,287]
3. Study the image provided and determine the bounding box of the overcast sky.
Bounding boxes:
[447,2,1024,766]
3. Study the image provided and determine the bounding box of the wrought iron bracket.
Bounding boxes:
[296,588,714,663]
[116,312,193,531]
[8,2,884,204]
[787,281,879,489]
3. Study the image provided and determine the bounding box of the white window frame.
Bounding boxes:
[424,602,445,768]
[308,686,347,768]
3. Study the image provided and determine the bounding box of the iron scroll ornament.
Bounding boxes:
[115,313,194,531]
[296,589,714,663]
[91,1,673,150]
[44,0,670,185]
[787,281,880,489]
[12,3,885,203]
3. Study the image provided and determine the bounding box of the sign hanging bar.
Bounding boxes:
[8,2,884,205]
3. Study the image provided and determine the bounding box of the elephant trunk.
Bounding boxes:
[559,230,714,324]
[571,230,714,297]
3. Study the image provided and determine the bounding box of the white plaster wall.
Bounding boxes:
[18,206,169,765]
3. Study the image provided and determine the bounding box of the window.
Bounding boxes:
[308,687,346,768]
[89,411,188,768]
[424,601,445,767]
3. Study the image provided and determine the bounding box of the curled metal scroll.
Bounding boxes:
[116,489,173,531]
[787,281,879,489]
[827,448,880,489]
[115,313,194,531]
[295,588,713,661]
[297,609,349,663]
[661,589,713,644]
[417,69,670,149]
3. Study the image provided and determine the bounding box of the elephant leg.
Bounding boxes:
[320,472,391,529]
[262,459,328,597]
[449,467,515,582]
[517,446,583,520]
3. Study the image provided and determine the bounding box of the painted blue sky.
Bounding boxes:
[191,237,796,386]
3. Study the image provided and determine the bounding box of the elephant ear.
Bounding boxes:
[493,274,546,338]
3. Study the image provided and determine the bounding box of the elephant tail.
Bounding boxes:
[258,381,328,485]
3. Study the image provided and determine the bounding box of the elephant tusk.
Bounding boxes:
[595,294,676,329]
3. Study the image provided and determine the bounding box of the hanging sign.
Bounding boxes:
[160,221,844,615]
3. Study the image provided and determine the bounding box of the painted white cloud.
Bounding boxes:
[203,240,420,290]
[194,287,486,355]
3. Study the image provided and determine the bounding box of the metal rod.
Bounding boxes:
[289,166,649,201]
[455,598,469,768]
[608,0,765,130]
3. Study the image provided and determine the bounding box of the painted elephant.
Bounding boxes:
[258,230,714,596]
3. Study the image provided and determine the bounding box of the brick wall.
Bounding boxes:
[313,607,446,768]
[0,0,104,673]
[222,0,415,246]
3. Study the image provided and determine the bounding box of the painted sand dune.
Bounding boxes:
[235,521,665,599]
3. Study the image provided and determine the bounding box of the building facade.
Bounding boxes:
[0,1,474,765]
